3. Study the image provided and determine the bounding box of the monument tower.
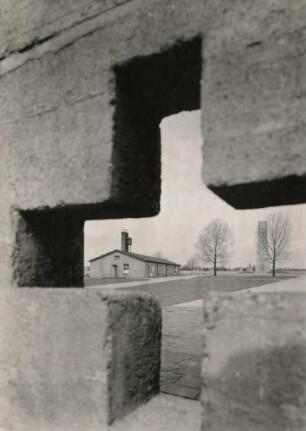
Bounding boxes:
[256,221,269,272]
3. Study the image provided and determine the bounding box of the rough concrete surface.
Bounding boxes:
[12,211,85,287]
[107,293,161,423]
[0,0,131,59]
[0,290,161,430]
[0,0,304,212]
[202,293,306,431]
[0,1,306,430]
[111,393,201,431]
[202,4,306,186]
[0,124,12,291]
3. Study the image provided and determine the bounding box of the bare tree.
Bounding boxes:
[261,212,291,276]
[186,256,198,275]
[195,219,232,276]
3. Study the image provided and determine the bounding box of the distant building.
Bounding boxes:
[256,221,269,272]
[89,231,181,279]
[84,266,90,278]
[89,249,181,279]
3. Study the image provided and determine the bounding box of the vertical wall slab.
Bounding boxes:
[0,290,161,430]
[0,126,13,291]
[202,293,306,431]
[201,0,306,207]
[12,210,85,287]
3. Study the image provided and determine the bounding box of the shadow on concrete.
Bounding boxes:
[204,343,306,431]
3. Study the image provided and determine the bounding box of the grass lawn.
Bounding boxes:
[119,274,296,306]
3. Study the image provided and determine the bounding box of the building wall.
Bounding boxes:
[90,252,145,279]
[145,262,180,277]
[146,262,157,278]
[92,255,180,279]
[166,265,180,276]
[90,259,103,278]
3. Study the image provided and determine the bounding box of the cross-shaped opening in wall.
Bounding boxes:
[14,37,202,287]
[13,34,306,295]
[12,33,306,407]
[110,36,202,215]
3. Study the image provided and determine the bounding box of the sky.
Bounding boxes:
[85,111,306,268]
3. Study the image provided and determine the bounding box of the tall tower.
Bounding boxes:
[256,221,268,272]
[121,231,132,252]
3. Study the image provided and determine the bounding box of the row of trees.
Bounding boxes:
[189,212,291,276]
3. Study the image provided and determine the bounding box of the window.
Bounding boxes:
[123,263,129,271]
[114,255,120,260]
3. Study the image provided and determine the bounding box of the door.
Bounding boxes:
[112,264,118,278]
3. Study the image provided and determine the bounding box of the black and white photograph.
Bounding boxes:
[0,1,305,430]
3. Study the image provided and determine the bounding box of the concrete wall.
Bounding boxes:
[0,0,130,59]
[90,252,145,279]
[0,289,161,430]
[0,0,305,430]
[1,0,305,213]
[202,293,306,431]
[1,0,304,286]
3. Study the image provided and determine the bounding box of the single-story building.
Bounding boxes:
[89,249,181,279]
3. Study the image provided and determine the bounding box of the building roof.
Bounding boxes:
[89,249,180,266]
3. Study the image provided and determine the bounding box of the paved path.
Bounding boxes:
[90,274,304,400]
[236,275,306,293]
[87,274,204,290]
[160,304,203,400]
[159,276,306,400]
